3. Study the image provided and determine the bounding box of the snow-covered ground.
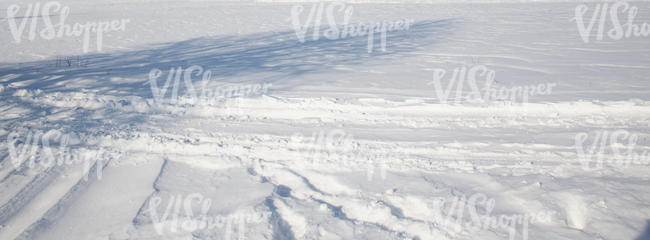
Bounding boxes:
[1,0,650,239]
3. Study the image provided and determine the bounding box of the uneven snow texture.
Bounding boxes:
[1,0,650,240]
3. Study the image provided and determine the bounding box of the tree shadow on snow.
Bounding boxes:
[0,19,458,133]
[0,19,458,97]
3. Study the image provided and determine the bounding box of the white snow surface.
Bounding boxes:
[1,0,650,240]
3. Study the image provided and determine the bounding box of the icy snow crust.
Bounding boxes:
[1,1,650,240]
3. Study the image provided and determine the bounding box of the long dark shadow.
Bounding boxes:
[0,19,458,97]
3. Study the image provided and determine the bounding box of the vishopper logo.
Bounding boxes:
[145,65,271,112]
[4,129,123,181]
[288,130,390,181]
[427,64,556,112]
[6,1,130,53]
[575,130,650,171]
[572,1,650,43]
[432,193,555,240]
[290,2,414,53]
[146,193,269,238]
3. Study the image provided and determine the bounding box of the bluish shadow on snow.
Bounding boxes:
[0,19,457,133]
[0,19,457,97]
[637,220,650,240]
